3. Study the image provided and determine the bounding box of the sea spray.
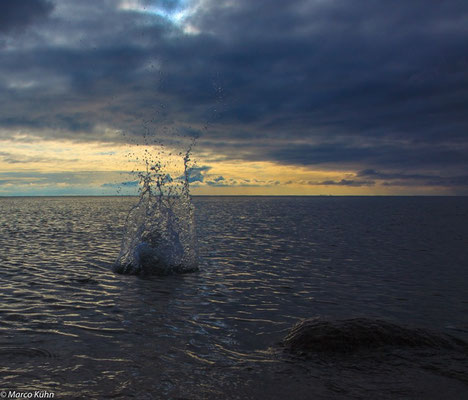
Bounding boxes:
[114,143,198,275]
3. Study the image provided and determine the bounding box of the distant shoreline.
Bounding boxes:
[0,194,466,198]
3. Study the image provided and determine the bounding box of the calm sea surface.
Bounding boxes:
[0,196,467,399]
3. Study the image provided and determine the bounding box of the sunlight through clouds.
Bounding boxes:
[0,0,467,195]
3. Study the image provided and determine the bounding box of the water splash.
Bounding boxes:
[114,143,198,275]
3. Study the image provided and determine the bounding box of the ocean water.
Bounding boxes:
[0,196,467,399]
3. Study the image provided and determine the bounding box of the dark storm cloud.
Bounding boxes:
[0,0,53,34]
[261,142,468,170]
[205,176,226,186]
[358,169,468,187]
[0,151,78,164]
[0,0,467,190]
[314,179,375,187]
[0,170,132,186]
[101,180,139,188]
[186,165,211,183]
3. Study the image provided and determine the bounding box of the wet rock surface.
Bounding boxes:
[282,317,468,355]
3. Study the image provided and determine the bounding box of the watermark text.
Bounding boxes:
[0,391,55,399]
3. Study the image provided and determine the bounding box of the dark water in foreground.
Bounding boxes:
[0,196,467,399]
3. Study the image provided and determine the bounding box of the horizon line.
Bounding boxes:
[0,194,466,198]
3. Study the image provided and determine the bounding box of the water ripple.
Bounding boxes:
[0,196,467,398]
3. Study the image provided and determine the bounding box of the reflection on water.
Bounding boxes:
[0,196,467,399]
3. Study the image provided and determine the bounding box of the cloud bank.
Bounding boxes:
[1,0,467,193]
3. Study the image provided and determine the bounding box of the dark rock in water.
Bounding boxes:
[282,318,468,355]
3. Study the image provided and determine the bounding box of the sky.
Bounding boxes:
[0,0,467,195]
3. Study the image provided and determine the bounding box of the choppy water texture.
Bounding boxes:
[0,196,467,399]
